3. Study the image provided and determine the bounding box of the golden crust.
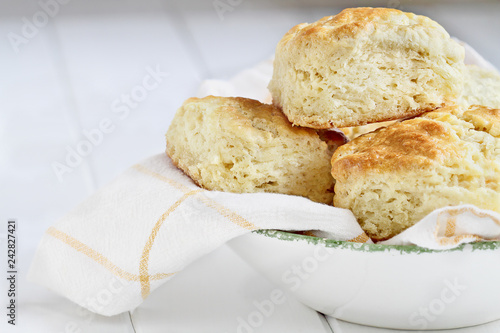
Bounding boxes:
[181,96,318,138]
[288,7,421,42]
[331,117,461,182]
[331,105,500,241]
[332,105,500,180]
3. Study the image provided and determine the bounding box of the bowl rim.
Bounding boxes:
[254,230,500,254]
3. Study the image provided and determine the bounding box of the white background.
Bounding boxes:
[1,0,500,332]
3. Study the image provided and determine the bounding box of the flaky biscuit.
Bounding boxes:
[166,96,341,204]
[331,105,500,241]
[269,7,465,129]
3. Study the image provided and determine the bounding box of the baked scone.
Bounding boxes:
[460,65,500,109]
[331,105,500,241]
[166,96,343,204]
[268,7,465,129]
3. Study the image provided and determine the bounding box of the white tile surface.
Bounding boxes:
[0,15,126,333]
[0,19,92,227]
[2,2,500,332]
[181,6,310,79]
[52,12,202,187]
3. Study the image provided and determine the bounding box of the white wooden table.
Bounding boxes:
[1,1,500,332]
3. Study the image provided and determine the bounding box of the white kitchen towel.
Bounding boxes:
[29,41,500,317]
[28,154,369,316]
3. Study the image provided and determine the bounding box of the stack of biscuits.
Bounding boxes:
[166,7,500,241]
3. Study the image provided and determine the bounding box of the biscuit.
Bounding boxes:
[331,105,500,241]
[268,7,465,129]
[460,65,500,109]
[166,96,342,204]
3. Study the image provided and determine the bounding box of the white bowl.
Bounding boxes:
[227,230,500,330]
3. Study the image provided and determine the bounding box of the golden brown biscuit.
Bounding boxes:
[166,96,343,204]
[269,7,465,129]
[331,105,500,241]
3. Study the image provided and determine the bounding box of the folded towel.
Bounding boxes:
[28,154,368,316]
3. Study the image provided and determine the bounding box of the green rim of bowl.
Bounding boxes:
[253,230,500,254]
